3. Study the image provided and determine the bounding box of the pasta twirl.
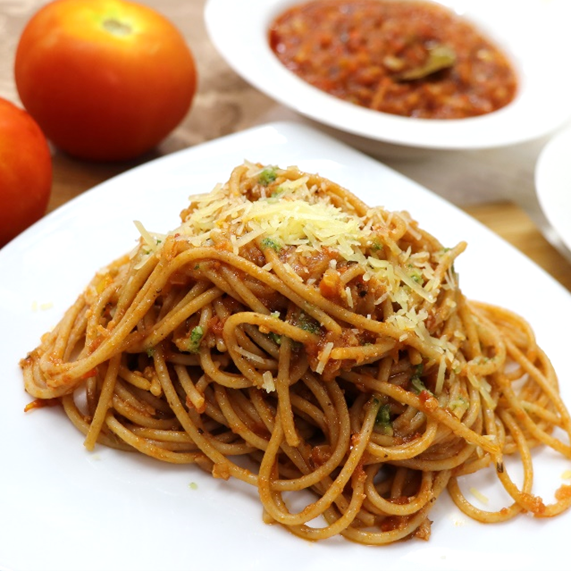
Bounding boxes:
[21,162,571,543]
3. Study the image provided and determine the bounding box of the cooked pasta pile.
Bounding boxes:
[21,162,571,544]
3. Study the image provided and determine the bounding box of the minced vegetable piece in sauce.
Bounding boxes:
[269,0,518,119]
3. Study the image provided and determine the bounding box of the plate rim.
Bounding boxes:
[1,120,571,571]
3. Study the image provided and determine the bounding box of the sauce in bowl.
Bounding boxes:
[269,0,518,119]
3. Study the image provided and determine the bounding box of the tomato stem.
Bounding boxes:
[102,18,132,37]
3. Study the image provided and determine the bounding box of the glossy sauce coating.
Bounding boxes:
[269,0,518,119]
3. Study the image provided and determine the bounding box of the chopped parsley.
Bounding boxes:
[375,404,394,436]
[260,237,282,252]
[411,376,428,394]
[269,332,282,345]
[296,311,320,334]
[258,166,278,186]
[410,364,432,395]
[188,325,204,353]
[448,397,469,417]
[371,238,384,251]
[268,312,283,345]
[408,264,423,284]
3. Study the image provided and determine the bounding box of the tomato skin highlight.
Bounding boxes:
[0,97,52,248]
[14,0,197,161]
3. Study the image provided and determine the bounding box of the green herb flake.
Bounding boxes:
[188,325,204,353]
[146,347,155,358]
[411,376,428,394]
[371,238,384,251]
[269,332,282,345]
[297,312,320,334]
[189,482,198,490]
[258,167,277,186]
[375,404,394,436]
[410,364,432,395]
[261,237,282,252]
[408,264,423,284]
[448,397,469,419]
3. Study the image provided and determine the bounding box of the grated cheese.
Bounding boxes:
[235,346,268,365]
[316,342,335,375]
[469,487,489,505]
[434,357,447,394]
[467,370,496,409]
[143,163,468,364]
[345,286,353,308]
[31,301,54,312]
[262,371,276,393]
[133,220,165,252]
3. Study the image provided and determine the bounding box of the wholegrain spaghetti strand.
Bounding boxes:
[153,343,258,485]
[364,466,435,516]
[140,284,223,349]
[104,413,208,464]
[21,161,571,545]
[60,393,131,451]
[84,353,121,451]
[252,374,353,493]
[479,304,571,455]
[366,417,439,461]
[213,385,270,451]
[258,397,379,530]
[447,475,524,523]
[276,335,301,447]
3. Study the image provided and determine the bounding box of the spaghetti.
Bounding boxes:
[21,162,571,543]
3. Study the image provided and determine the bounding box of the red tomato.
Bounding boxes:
[14,0,197,161]
[0,97,52,248]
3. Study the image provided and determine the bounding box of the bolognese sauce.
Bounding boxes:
[269,0,518,119]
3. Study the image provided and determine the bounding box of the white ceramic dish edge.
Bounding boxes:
[1,122,570,571]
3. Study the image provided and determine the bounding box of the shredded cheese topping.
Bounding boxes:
[135,161,461,363]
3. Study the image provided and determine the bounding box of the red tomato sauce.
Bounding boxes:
[269,0,518,119]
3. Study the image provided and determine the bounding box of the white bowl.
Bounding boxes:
[535,123,571,259]
[205,0,571,153]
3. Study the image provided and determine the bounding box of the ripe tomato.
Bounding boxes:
[14,0,197,161]
[0,97,52,248]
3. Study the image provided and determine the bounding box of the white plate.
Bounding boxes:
[204,0,571,152]
[1,122,570,571]
[535,123,571,255]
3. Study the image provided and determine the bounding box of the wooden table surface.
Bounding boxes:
[2,0,571,293]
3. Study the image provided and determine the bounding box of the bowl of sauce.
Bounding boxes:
[269,0,517,120]
[205,0,571,153]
